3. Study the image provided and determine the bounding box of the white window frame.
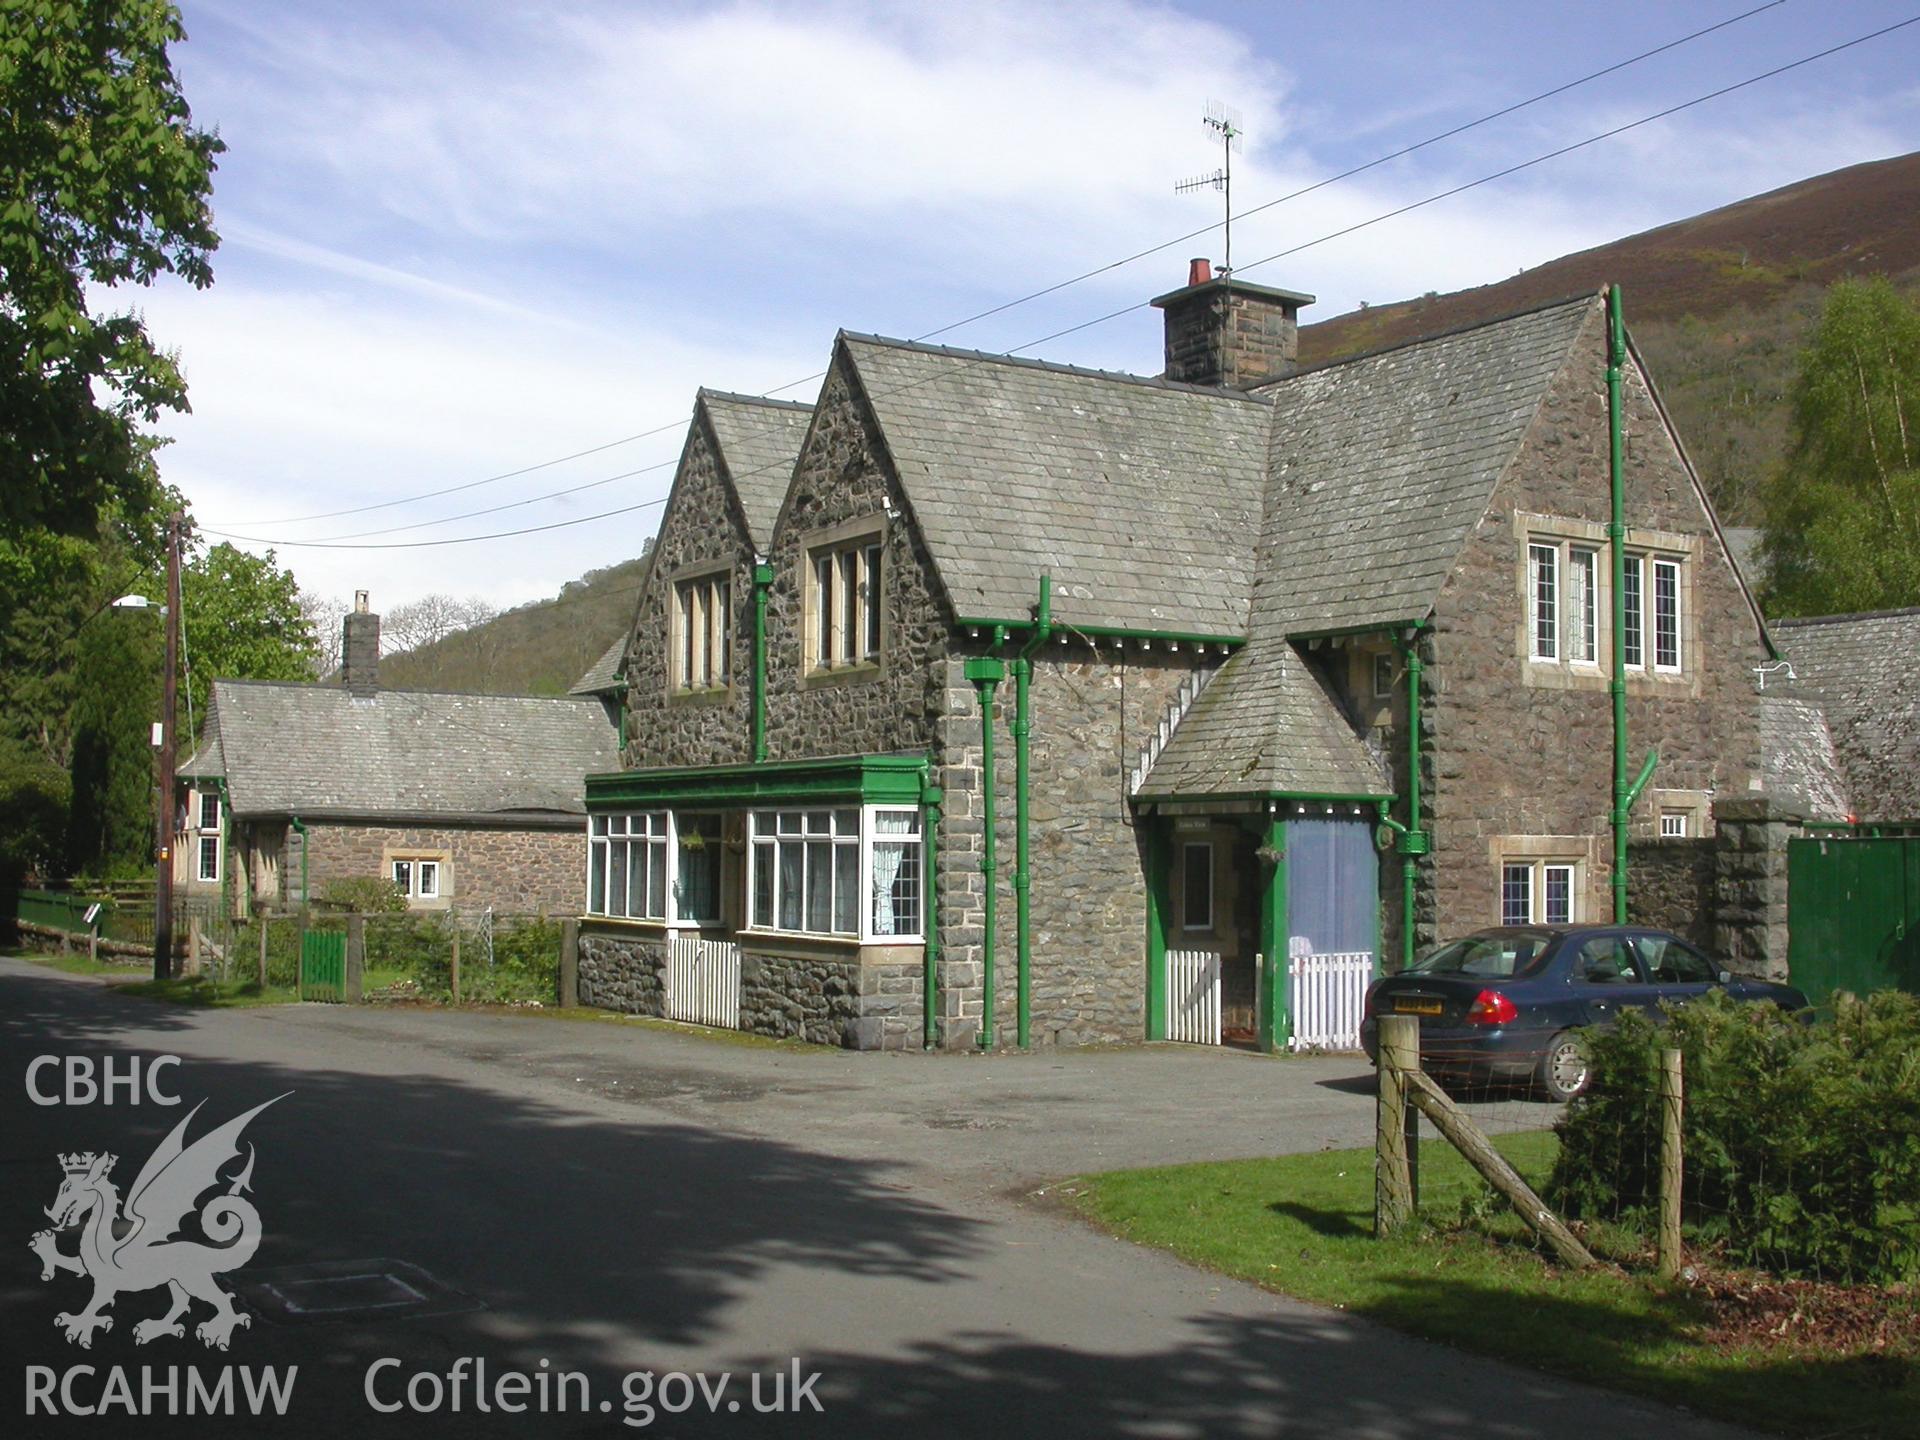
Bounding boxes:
[1652,556,1682,673]
[744,805,926,943]
[1659,811,1689,839]
[1621,554,1645,670]
[389,855,443,902]
[1527,543,1559,661]
[197,834,221,884]
[672,811,725,927]
[1568,546,1599,666]
[198,791,221,831]
[672,572,731,691]
[1500,859,1577,926]
[805,534,883,672]
[586,813,670,921]
[1181,842,1214,931]
[1371,652,1396,699]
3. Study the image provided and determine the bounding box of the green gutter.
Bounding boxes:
[751,561,774,762]
[1011,575,1052,1050]
[957,616,1242,649]
[1144,820,1169,1040]
[921,773,943,1049]
[964,644,1005,1048]
[1608,285,1658,922]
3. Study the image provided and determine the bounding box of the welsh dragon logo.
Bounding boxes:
[29,1095,287,1350]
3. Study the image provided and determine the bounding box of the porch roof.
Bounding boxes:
[587,753,932,810]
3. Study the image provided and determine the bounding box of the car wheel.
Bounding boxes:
[1536,1031,1590,1102]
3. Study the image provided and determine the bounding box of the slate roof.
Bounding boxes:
[1140,299,1596,799]
[1254,295,1597,635]
[569,634,628,696]
[1133,646,1391,799]
[178,679,618,821]
[1759,695,1849,821]
[841,334,1272,635]
[1772,608,1920,820]
[700,390,812,552]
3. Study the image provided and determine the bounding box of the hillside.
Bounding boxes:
[1297,150,1920,522]
[376,551,649,696]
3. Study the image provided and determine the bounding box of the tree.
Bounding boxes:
[179,542,315,733]
[66,601,160,879]
[300,591,349,678]
[382,593,498,655]
[1761,277,1920,616]
[1,1,221,542]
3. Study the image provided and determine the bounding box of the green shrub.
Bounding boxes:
[1547,989,1920,1282]
[323,876,407,913]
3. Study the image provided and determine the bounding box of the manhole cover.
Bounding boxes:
[239,1258,480,1323]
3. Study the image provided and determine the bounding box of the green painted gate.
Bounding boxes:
[1787,834,1920,1006]
[299,930,347,1002]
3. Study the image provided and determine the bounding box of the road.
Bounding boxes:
[0,957,1750,1438]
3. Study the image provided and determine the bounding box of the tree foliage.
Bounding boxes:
[0,0,220,540]
[1761,277,1920,616]
[66,596,161,879]
[180,542,315,732]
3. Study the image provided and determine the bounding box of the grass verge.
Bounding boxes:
[20,950,150,977]
[1066,1133,1916,1438]
[110,975,297,1008]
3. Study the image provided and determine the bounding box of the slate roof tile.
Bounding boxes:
[1773,608,1920,820]
[700,390,813,551]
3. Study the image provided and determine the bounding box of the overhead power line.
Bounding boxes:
[204,11,1916,554]
[210,0,1788,535]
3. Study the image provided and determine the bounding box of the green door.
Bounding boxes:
[1788,836,1919,1005]
[299,930,346,1002]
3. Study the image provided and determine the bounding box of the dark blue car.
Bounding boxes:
[1358,925,1808,1100]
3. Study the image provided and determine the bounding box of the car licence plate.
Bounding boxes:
[1392,996,1443,1016]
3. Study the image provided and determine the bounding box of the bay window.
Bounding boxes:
[749,806,925,941]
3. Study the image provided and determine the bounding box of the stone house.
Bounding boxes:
[176,596,618,917]
[580,268,1778,1050]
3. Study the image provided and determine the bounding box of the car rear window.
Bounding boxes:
[1408,932,1551,980]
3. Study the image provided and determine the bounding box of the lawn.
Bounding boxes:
[111,974,297,1008]
[1067,1132,1917,1439]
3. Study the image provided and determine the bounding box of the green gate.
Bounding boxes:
[1787,833,1920,1006]
[299,930,347,1003]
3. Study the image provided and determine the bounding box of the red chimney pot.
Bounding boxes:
[1187,257,1212,287]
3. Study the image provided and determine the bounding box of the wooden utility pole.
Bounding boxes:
[1659,1048,1685,1279]
[152,511,183,981]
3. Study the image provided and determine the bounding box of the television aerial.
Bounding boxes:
[1174,102,1243,275]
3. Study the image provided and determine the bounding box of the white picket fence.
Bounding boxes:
[1288,950,1373,1051]
[1165,949,1222,1045]
[666,932,741,1030]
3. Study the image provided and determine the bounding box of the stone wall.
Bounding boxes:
[1709,795,1806,981]
[577,929,667,1015]
[1626,838,1717,947]
[623,412,756,769]
[934,640,1207,1048]
[288,821,584,914]
[1420,304,1769,942]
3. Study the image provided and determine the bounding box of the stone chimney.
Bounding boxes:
[342,589,379,697]
[1151,258,1315,388]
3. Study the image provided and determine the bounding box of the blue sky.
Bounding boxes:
[142,0,1920,617]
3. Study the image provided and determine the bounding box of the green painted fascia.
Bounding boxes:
[586,753,929,810]
[1285,618,1426,644]
[957,616,1245,648]
[1136,789,1393,807]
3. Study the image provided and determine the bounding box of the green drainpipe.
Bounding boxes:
[964,639,1006,1048]
[921,772,943,1049]
[751,561,774,763]
[1257,811,1289,1052]
[1144,818,1169,1040]
[1011,575,1052,1050]
[1607,284,1660,921]
[1392,625,1430,969]
[288,815,310,910]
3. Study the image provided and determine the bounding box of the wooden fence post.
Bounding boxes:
[257,913,270,989]
[560,918,580,1008]
[449,924,461,1005]
[1659,1046,1684,1280]
[345,913,365,1004]
[1376,1014,1418,1236]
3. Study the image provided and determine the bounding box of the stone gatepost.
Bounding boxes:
[1710,795,1808,982]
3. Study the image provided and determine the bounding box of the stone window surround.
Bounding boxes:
[799,514,887,689]
[1512,511,1702,697]
[1644,786,1713,839]
[384,845,452,910]
[1487,833,1598,926]
[666,561,735,704]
